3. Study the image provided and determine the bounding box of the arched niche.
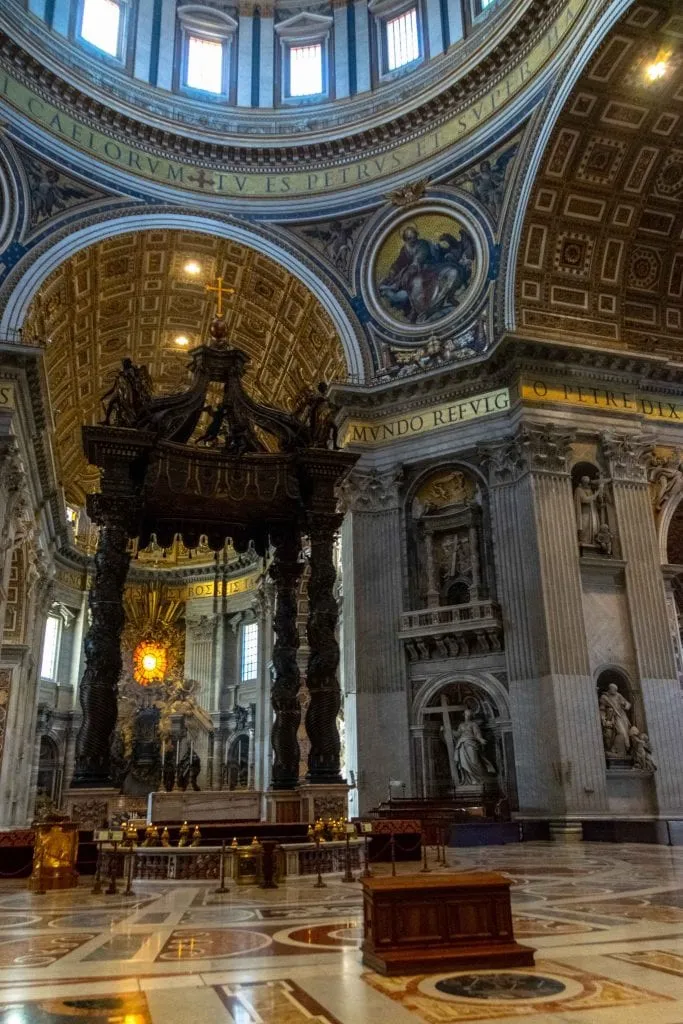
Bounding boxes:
[570,460,616,558]
[224,733,250,790]
[406,465,493,610]
[596,667,638,769]
[36,735,61,806]
[410,675,515,811]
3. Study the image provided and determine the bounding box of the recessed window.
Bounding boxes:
[386,8,419,70]
[289,43,323,97]
[40,615,61,681]
[186,34,224,93]
[241,622,258,681]
[177,6,237,97]
[80,0,123,56]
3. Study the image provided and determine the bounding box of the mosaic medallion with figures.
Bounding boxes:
[371,211,482,330]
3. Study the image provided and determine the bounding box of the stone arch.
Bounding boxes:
[404,461,493,610]
[225,732,250,790]
[504,0,647,330]
[660,492,683,566]
[410,673,514,805]
[0,210,367,380]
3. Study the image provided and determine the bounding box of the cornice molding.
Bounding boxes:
[0,0,556,148]
[0,0,576,190]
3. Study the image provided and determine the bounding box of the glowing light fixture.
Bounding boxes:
[174,335,190,347]
[133,641,167,685]
[184,260,202,275]
[644,50,672,82]
[645,59,668,81]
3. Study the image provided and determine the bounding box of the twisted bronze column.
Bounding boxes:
[269,529,304,790]
[72,495,136,787]
[305,512,343,783]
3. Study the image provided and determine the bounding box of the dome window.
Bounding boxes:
[386,8,419,71]
[177,6,237,98]
[275,12,333,104]
[290,43,324,98]
[78,0,128,60]
[369,0,424,79]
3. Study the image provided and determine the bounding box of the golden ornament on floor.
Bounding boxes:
[30,815,79,892]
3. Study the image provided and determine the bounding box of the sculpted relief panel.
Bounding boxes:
[409,468,491,610]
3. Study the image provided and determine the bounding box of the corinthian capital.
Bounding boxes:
[479,424,574,484]
[601,432,652,484]
[337,467,403,513]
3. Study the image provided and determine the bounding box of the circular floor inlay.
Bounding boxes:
[434,973,566,1001]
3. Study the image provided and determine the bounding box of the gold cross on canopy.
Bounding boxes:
[205,276,234,317]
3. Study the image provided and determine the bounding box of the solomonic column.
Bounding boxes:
[305,511,344,783]
[71,494,138,787]
[269,529,304,790]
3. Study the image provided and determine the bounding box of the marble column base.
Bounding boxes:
[549,819,584,842]
[298,783,350,824]
[63,787,120,830]
[264,790,302,824]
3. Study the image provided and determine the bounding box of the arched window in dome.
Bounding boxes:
[275,12,333,103]
[77,0,129,60]
[177,6,237,98]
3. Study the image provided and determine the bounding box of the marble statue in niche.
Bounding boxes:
[599,682,632,757]
[649,450,683,513]
[596,676,654,771]
[572,464,614,556]
[452,709,496,786]
[629,727,656,772]
[411,469,487,609]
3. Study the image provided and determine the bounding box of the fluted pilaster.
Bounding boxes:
[482,424,607,816]
[602,432,683,813]
[339,466,410,811]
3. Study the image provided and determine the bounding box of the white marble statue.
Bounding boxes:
[629,727,656,772]
[574,476,603,546]
[452,710,496,786]
[599,683,632,756]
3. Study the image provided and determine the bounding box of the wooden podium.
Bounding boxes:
[362,872,534,975]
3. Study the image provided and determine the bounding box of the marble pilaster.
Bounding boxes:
[339,466,410,813]
[353,0,371,94]
[482,425,608,820]
[602,432,683,814]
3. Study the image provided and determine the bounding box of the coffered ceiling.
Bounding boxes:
[516,0,683,357]
[26,230,346,503]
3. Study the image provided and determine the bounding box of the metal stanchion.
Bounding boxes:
[342,829,355,883]
[313,834,326,889]
[215,840,229,894]
[420,831,431,873]
[35,850,46,895]
[362,832,372,878]
[437,827,445,865]
[390,832,397,877]
[123,847,136,897]
[105,841,118,895]
[92,841,103,894]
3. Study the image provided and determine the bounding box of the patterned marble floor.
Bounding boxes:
[1,842,683,1022]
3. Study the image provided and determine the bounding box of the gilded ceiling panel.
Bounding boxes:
[516,0,683,357]
[25,230,346,503]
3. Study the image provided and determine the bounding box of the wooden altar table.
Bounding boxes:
[362,871,534,975]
